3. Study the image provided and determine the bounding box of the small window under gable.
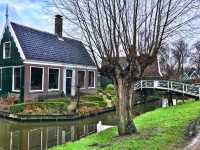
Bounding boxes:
[3,41,11,59]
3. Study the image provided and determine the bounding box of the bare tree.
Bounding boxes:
[159,45,177,79]
[159,40,190,80]
[50,0,199,135]
[171,39,189,79]
[191,41,200,74]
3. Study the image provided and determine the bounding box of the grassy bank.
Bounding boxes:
[50,100,200,150]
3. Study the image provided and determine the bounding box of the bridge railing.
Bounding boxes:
[134,80,200,98]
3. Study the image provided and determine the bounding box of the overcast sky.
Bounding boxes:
[0,0,200,46]
[0,0,56,34]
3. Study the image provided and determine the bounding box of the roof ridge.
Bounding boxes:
[10,21,81,43]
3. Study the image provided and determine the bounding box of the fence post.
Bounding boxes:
[141,80,143,91]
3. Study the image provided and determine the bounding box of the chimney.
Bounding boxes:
[55,15,63,38]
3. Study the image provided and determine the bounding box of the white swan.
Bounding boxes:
[97,121,114,133]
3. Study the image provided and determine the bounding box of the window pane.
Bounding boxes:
[78,71,85,88]
[14,68,21,90]
[0,69,2,89]
[66,70,72,78]
[5,42,11,58]
[31,67,43,90]
[88,71,94,87]
[49,69,59,89]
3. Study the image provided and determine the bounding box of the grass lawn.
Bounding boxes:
[50,100,200,150]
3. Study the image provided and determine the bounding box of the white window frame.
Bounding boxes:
[12,66,21,92]
[48,67,60,91]
[3,41,11,59]
[30,66,44,93]
[77,70,86,89]
[88,70,95,89]
[0,68,2,91]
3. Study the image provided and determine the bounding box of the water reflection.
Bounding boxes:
[0,112,117,150]
[0,100,160,150]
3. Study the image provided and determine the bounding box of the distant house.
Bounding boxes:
[100,57,162,87]
[181,68,200,84]
[0,15,97,101]
[116,57,162,79]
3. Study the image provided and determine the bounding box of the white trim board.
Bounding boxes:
[0,22,7,43]
[24,59,97,70]
[0,65,23,69]
[9,22,26,60]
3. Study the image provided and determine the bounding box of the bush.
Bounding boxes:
[105,84,114,91]
[10,103,25,114]
[10,102,67,114]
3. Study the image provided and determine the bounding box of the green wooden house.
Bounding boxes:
[0,15,97,102]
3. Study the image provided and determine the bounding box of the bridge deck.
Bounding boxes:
[135,80,200,98]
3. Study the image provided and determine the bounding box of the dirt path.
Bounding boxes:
[184,134,200,150]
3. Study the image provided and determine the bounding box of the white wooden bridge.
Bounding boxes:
[134,80,200,99]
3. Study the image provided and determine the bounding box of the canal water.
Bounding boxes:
[0,100,161,150]
[0,112,117,150]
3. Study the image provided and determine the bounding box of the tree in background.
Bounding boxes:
[171,39,189,79]
[159,45,176,79]
[191,41,200,74]
[51,0,199,135]
[159,40,190,80]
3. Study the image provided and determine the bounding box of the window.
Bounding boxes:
[88,71,95,88]
[0,69,1,90]
[30,67,43,91]
[3,41,11,59]
[49,68,59,90]
[78,71,85,88]
[66,70,72,78]
[13,67,21,91]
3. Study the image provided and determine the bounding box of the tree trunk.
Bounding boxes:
[115,78,137,136]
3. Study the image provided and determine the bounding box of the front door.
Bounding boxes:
[66,78,72,95]
[66,70,72,95]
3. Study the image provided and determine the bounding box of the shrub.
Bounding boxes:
[10,102,67,114]
[10,103,25,114]
[105,84,114,91]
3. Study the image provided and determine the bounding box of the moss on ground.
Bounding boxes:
[50,100,200,150]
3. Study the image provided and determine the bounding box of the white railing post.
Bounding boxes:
[182,83,184,95]
[140,80,143,90]
[186,85,188,93]
[199,87,200,100]
[170,81,172,90]
[167,81,169,91]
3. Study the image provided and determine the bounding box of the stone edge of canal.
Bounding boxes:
[0,107,116,122]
